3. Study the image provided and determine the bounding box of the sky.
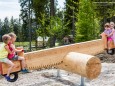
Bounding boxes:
[0,0,21,21]
[0,0,65,21]
[57,0,65,9]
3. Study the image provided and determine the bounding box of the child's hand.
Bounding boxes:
[18,49,24,52]
[21,49,24,52]
[107,34,110,37]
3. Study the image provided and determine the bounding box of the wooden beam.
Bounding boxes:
[0,39,103,79]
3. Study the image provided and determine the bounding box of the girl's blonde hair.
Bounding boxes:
[2,34,11,44]
[8,32,17,38]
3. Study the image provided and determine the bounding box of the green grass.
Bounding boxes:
[0,41,34,47]
[14,42,36,51]
[15,42,35,47]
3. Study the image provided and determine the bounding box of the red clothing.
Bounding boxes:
[7,42,15,59]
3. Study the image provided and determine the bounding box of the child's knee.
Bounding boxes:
[22,57,25,60]
[19,57,25,60]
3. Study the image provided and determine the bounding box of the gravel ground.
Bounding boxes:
[96,51,115,63]
[0,52,115,86]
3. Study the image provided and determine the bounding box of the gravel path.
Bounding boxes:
[96,51,115,63]
[0,63,115,86]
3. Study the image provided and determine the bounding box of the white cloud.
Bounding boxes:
[0,0,20,21]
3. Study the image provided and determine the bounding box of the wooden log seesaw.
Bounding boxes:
[0,39,103,82]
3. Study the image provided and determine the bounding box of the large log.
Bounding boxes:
[24,39,103,79]
[56,52,101,79]
[0,39,103,79]
[25,39,103,70]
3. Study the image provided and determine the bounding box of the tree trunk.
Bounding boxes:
[50,0,55,16]
[50,36,56,47]
[50,0,55,47]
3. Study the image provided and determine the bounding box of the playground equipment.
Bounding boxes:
[0,39,103,82]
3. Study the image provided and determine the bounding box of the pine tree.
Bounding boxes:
[75,0,100,42]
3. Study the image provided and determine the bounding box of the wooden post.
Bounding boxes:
[16,47,24,57]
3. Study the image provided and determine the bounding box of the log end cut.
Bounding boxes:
[86,57,101,79]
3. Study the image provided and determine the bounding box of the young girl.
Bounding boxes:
[8,32,29,73]
[110,22,115,46]
[104,23,113,50]
[104,22,115,50]
[100,23,112,50]
[0,34,14,81]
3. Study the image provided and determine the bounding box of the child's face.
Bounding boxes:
[7,37,11,44]
[11,37,16,43]
[110,23,115,28]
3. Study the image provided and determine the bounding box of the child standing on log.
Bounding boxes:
[110,22,115,46]
[0,34,14,81]
[101,23,113,50]
[8,32,29,73]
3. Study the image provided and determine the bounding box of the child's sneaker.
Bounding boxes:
[5,75,11,81]
[21,69,30,73]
